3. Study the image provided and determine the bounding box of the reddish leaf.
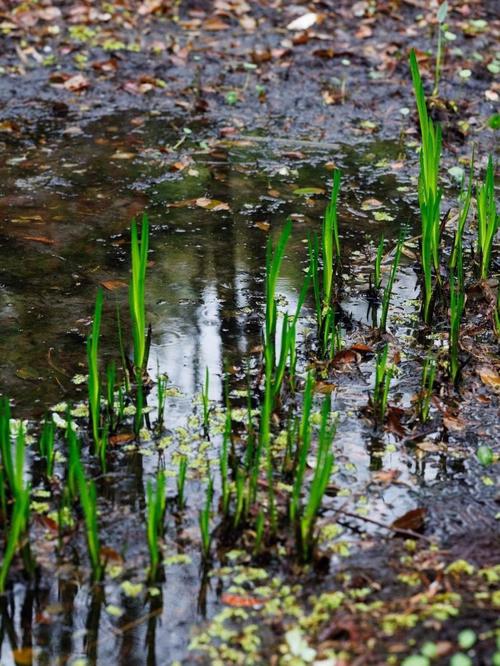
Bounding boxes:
[392,508,426,532]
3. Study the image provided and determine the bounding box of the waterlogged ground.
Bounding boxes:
[0,109,498,666]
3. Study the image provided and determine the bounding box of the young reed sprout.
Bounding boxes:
[494,289,500,339]
[220,403,231,517]
[379,235,403,333]
[433,1,449,98]
[410,49,443,323]
[449,270,465,386]
[372,344,393,423]
[87,287,103,452]
[374,235,384,292]
[289,372,314,524]
[106,361,116,427]
[0,485,31,594]
[68,421,103,580]
[176,456,188,511]
[201,366,210,437]
[450,156,473,271]
[298,399,336,562]
[199,477,213,561]
[146,472,166,581]
[39,416,56,478]
[477,155,498,280]
[254,510,265,555]
[129,214,150,377]
[156,371,167,431]
[135,381,144,436]
[419,356,437,423]
[0,399,27,502]
[322,169,341,311]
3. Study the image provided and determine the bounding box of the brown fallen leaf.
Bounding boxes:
[203,17,230,30]
[63,74,90,92]
[23,235,54,245]
[443,414,466,431]
[12,648,33,666]
[332,348,360,366]
[101,280,128,291]
[255,221,270,232]
[372,469,400,485]
[314,381,336,394]
[195,197,230,211]
[392,508,426,532]
[478,366,500,391]
[109,432,135,446]
[221,593,266,608]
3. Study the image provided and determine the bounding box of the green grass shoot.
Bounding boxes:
[146,471,166,580]
[106,361,116,427]
[410,49,443,323]
[0,399,26,501]
[289,372,314,524]
[374,235,384,291]
[129,214,150,376]
[322,169,341,311]
[372,344,393,422]
[87,287,103,451]
[68,420,103,580]
[298,398,336,561]
[419,356,436,423]
[450,155,473,271]
[477,155,498,280]
[199,476,213,560]
[39,416,56,478]
[449,271,464,386]
[176,455,187,510]
[156,370,167,431]
[0,485,31,594]
[379,235,403,332]
[201,366,210,437]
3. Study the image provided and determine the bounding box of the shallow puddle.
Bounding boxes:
[0,113,497,665]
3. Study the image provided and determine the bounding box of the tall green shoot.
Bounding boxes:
[477,156,498,280]
[39,417,56,478]
[129,214,150,376]
[410,49,443,323]
[322,169,341,311]
[379,235,403,333]
[146,472,166,581]
[87,287,103,451]
[372,344,393,423]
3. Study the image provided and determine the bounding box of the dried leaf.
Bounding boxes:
[63,74,90,92]
[195,197,230,211]
[286,12,318,31]
[221,593,266,608]
[109,433,135,446]
[23,235,54,245]
[101,280,128,291]
[478,366,500,391]
[392,508,426,532]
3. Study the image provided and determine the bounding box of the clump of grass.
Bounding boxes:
[379,235,403,333]
[298,398,336,562]
[220,399,231,517]
[39,416,56,478]
[199,477,213,561]
[146,472,166,581]
[476,155,498,280]
[87,287,103,451]
[410,49,443,323]
[418,356,437,423]
[372,344,393,423]
[129,214,150,377]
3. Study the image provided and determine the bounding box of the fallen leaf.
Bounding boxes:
[443,414,466,431]
[332,348,360,366]
[314,381,336,394]
[101,546,124,563]
[23,235,55,245]
[392,508,426,532]
[221,593,266,608]
[195,197,230,211]
[101,280,128,291]
[372,469,400,484]
[109,433,135,446]
[286,12,318,31]
[63,74,90,92]
[255,221,270,232]
[478,366,500,391]
[203,17,230,30]
[293,186,325,196]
